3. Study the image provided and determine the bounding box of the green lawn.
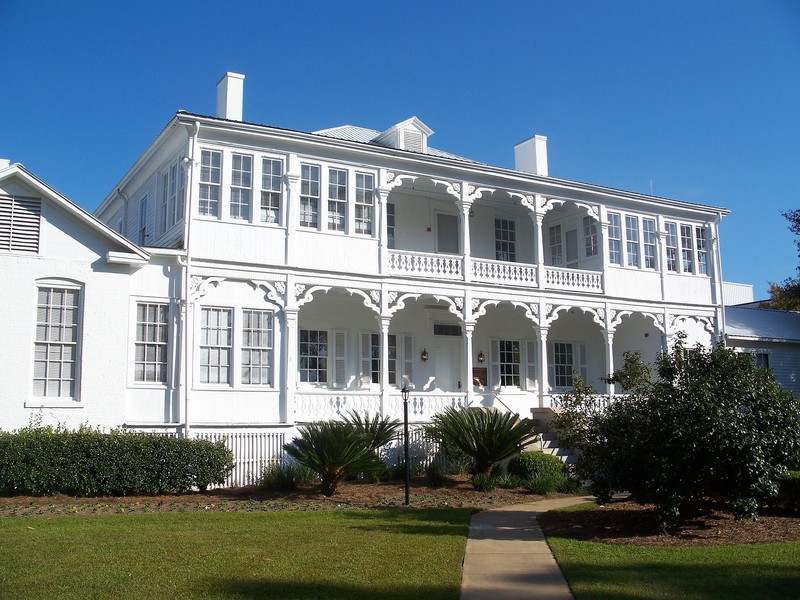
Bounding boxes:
[0,508,473,600]
[548,529,800,600]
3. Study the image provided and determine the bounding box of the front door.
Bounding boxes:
[434,338,462,392]
[437,213,460,254]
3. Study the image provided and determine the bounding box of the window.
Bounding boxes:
[168,162,178,227]
[549,342,587,389]
[200,307,232,384]
[241,310,273,385]
[583,216,598,257]
[665,222,678,272]
[160,172,168,232]
[135,303,168,383]
[230,154,252,220]
[680,224,694,273]
[160,159,186,232]
[1,195,41,254]
[549,224,563,265]
[696,226,708,275]
[624,215,639,267]
[643,218,657,269]
[607,213,622,265]
[498,340,521,387]
[495,218,516,262]
[261,158,282,224]
[387,203,395,249]
[299,329,327,383]
[433,323,463,336]
[34,286,80,398]
[327,168,347,231]
[138,197,148,245]
[355,173,374,235]
[300,164,320,228]
[361,333,398,385]
[752,352,770,368]
[199,150,222,217]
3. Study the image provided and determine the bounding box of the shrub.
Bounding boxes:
[470,473,498,492]
[556,339,800,524]
[0,425,233,496]
[495,473,523,489]
[425,407,538,474]
[508,451,567,481]
[258,462,317,492]
[343,412,401,452]
[776,470,800,510]
[425,462,448,488]
[283,421,384,496]
[523,474,561,495]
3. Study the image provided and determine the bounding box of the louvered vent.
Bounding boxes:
[403,129,423,152]
[0,195,41,253]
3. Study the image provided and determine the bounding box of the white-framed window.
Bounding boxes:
[135,302,168,383]
[159,159,186,232]
[138,196,148,245]
[495,218,516,262]
[665,222,679,272]
[230,154,252,221]
[160,171,169,232]
[355,173,374,235]
[387,203,396,249]
[327,168,347,232]
[241,309,273,386]
[607,213,622,265]
[34,285,81,398]
[696,226,708,275]
[261,157,283,224]
[489,339,536,390]
[199,150,222,217]
[753,351,770,368]
[549,224,563,265]
[1,195,41,254]
[300,164,320,228]
[299,329,327,383]
[625,215,640,267]
[200,307,232,384]
[643,218,657,269]
[360,333,411,387]
[583,216,598,257]
[549,341,587,389]
[680,224,694,273]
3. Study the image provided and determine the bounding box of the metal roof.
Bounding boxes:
[725,306,800,343]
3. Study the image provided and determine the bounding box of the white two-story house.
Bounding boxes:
[3,72,748,481]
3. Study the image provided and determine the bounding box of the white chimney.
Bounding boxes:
[0,158,10,169]
[514,134,548,176]
[216,72,245,121]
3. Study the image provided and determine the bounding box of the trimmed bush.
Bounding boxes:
[0,425,233,496]
[425,462,448,488]
[258,462,318,492]
[470,473,498,492]
[776,470,800,510]
[508,451,567,481]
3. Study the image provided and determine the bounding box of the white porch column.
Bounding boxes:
[459,198,473,283]
[463,321,475,403]
[532,211,546,289]
[379,316,391,416]
[537,325,550,408]
[283,308,299,424]
[377,186,390,276]
[285,154,300,266]
[604,329,616,397]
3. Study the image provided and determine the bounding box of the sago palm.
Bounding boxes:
[426,407,539,474]
[343,411,401,452]
[283,421,384,496]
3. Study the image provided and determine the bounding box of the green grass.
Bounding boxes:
[548,525,800,600]
[0,508,473,599]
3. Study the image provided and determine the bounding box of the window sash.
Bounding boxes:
[583,216,598,257]
[34,287,80,398]
[608,213,622,264]
[200,307,232,384]
[549,224,563,265]
[300,164,320,228]
[230,154,252,221]
[260,158,283,224]
[135,302,168,383]
[665,222,678,271]
[643,218,657,269]
[328,168,347,232]
[696,226,708,274]
[355,173,374,235]
[495,218,516,262]
[498,340,521,387]
[241,309,273,386]
[680,224,694,273]
[625,215,640,267]
[299,329,328,383]
[387,203,395,249]
[199,150,222,217]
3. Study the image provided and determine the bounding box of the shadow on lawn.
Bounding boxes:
[201,577,458,600]
[553,561,800,600]
[340,506,475,537]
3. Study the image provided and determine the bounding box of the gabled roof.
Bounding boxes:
[725,306,800,343]
[0,162,149,261]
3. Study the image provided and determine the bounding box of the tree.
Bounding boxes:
[425,407,538,474]
[765,210,800,310]
[554,339,800,525]
[283,421,384,496]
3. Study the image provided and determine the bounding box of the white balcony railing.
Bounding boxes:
[472,257,537,286]
[543,265,603,293]
[294,391,466,423]
[387,249,463,279]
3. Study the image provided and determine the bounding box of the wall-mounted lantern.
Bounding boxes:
[477,351,485,364]
[420,348,429,362]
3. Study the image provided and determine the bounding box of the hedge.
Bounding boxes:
[776,470,800,510]
[0,425,233,496]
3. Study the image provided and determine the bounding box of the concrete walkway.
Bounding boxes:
[460,495,595,600]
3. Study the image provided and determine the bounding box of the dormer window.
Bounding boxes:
[374,116,433,153]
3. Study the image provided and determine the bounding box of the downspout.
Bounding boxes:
[179,120,201,437]
[713,212,726,345]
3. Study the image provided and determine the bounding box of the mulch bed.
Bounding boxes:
[538,498,800,546]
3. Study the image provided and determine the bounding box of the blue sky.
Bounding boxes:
[2,0,798,298]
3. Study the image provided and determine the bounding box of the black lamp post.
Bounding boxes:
[401,385,410,506]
